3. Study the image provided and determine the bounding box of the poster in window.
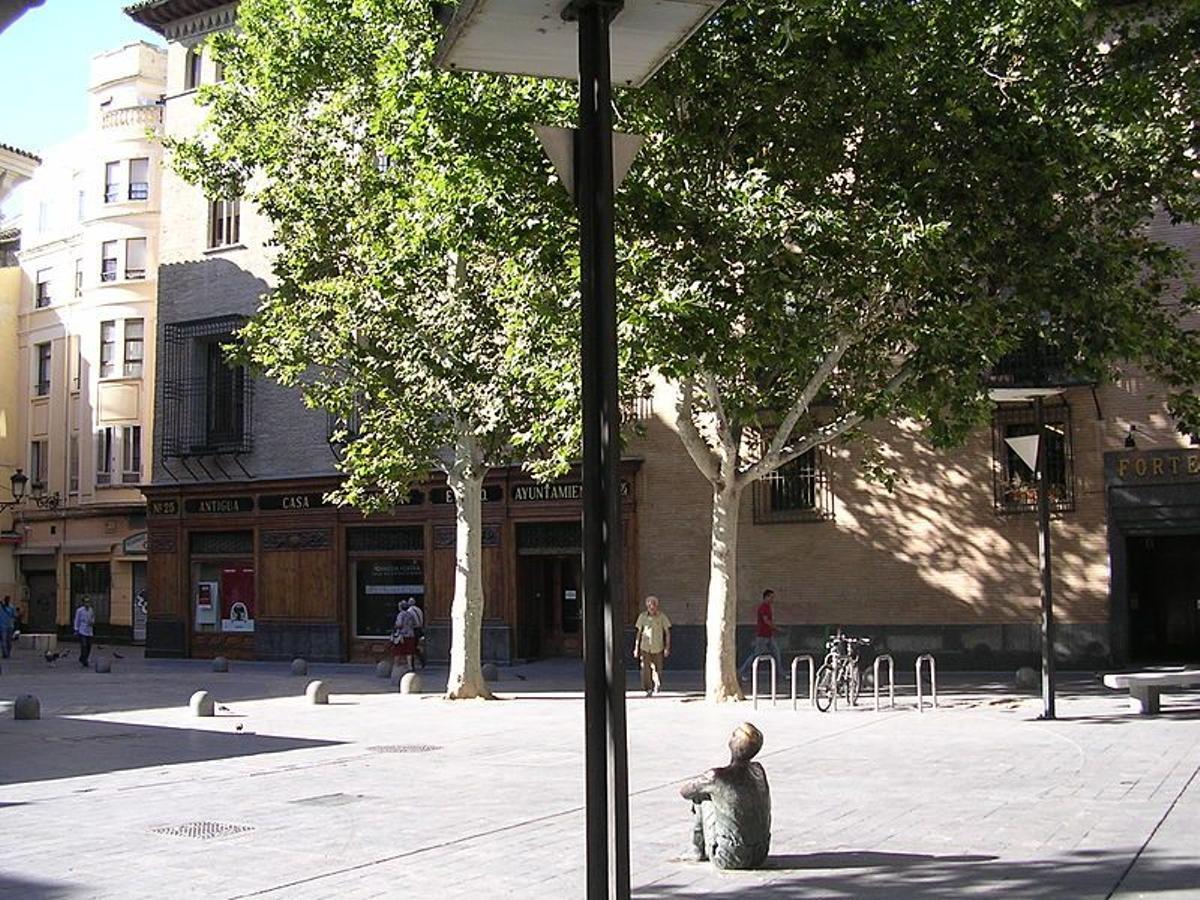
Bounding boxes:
[220,568,255,632]
[196,580,218,625]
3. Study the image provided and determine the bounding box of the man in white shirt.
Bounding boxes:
[74,597,95,667]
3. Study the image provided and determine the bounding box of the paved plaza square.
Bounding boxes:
[2,645,1199,899]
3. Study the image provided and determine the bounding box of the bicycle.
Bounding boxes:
[814,631,871,712]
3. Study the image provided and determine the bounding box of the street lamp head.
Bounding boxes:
[10,468,27,501]
[1125,425,1138,449]
[434,0,725,88]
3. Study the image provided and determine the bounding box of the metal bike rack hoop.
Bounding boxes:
[873,654,896,711]
[751,655,778,710]
[916,653,938,712]
[790,654,815,710]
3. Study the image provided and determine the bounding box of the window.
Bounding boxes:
[77,189,85,221]
[122,425,142,484]
[214,58,226,82]
[38,201,50,233]
[69,434,79,495]
[35,342,51,396]
[207,198,241,249]
[99,320,116,377]
[96,427,113,485]
[30,440,47,489]
[35,268,51,307]
[184,47,202,90]
[104,161,120,203]
[992,402,1075,514]
[74,258,83,297]
[125,237,147,280]
[205,341,246,448]
[752,448,834,524]
[101,241,118,282]
[123,319,144,377]
[128,158,149,200]
[72,336,81,391]
[160,316,253,457]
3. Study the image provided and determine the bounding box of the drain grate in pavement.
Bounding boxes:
[290,793,364,807]
[366,744,441,754]
[151,822,255,841]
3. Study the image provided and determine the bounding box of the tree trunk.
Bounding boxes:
[445,442,494,701]
[705,482,744,702]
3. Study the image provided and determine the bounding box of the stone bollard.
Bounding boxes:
[291,658,308,676]
[399,671,423,694]
[306,680,330,705]
[481,663,500,682]
[212,656,229,673]
[375,659,393,678]
[1015,666,1039,690]
[94,657,112,674]
[14,694,40,720]
[190,690,215,717]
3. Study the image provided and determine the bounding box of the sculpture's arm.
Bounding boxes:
[680,770,718,802]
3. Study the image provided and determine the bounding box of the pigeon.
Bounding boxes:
[217,705,231,713]
[44,649,72,666]
[235,724,244,732]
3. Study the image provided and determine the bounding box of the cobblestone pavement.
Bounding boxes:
[1,643,1198,899]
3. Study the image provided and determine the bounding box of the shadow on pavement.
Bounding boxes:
[0,874,80,899]
[635,850,1199,899]
[0,717,342,786]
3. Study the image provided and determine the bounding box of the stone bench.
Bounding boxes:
[1102,670,1200,715]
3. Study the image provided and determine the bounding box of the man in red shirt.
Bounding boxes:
[739,589,781,681]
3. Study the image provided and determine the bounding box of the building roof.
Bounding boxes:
[125,0,232,32]
[0,142,39,164]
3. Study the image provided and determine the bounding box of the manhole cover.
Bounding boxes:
[290,793,364,807]
[151,822,255,840]
[366,744,441,754]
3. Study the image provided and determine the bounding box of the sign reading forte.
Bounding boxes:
[1107,450,1200,485]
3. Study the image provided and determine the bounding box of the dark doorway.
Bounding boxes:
[25,573,57,632]
[1128,534,1200,663]
[516,522,582,659]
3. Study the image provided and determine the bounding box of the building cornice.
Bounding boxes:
[125,0,237,43]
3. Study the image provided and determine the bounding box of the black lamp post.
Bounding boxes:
[1,468,61,512]
[435,3,724,897]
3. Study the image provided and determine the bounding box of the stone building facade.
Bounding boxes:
[11,43,165,640]
[128,0,1199,669]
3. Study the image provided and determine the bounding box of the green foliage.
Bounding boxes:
[622,0,1200,461]
[169,0,582,509]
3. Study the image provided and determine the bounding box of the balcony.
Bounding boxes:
[985,341,1095,392]
[101,105,163,132]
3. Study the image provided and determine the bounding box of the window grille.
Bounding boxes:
[752,447,834,524]
[161,316,253,457]
[991,401,1075,514]
[207,198,241,249]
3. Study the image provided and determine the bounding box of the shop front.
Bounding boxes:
[142,464,640,663]
[1107,449,1200,664]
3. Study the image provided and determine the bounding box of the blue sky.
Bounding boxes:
[0,0,162,155]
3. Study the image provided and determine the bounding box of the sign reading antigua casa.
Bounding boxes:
[184,497,255,515]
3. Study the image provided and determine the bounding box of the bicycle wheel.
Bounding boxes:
[814,663,835,712]
[846,665,861,707]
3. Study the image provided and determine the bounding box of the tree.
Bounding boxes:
[621,0,1200,700]
[170,0,580,699]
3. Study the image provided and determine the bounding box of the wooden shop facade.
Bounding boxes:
[141,463,641,663]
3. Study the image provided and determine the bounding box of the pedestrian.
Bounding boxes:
[74,596,95,667]
[739,589,781,680]
[0,595,17,659]
[406,598,426,669]
[632,595,671,696]
[390,599,417,678]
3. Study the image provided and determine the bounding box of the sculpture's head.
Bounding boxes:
[728,722,763,763]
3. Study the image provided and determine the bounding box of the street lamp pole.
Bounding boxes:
[565,3,631,896]
[1035,396,1056,719]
